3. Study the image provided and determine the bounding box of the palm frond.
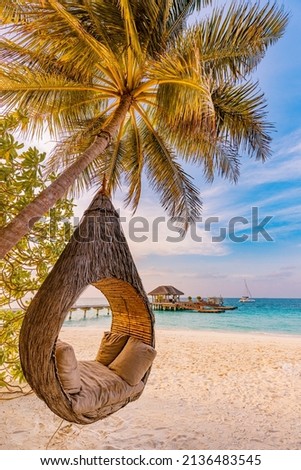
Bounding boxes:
[155,102,240,184]
[166,0,213,44]
[147,52,216,148]
[133,0,164,57]
[65,156,106,199]
[123,110,145,212]
[77,1,125,55]
[0,0,42,23]
[190,138,241,184]
[45,106,128,199]
[0,67,114,138]
[103,118,128,194]
[118,0,141,58]
[45,114,111,175]
[1,0,124,88]
[66,139,127,199]
[186,1,289,81]
[47,0,122,82]
[134,103,202,227]
[0,36,100,86]
[212,81,273,161]
[154,81,269,178]
[154,79,215,136]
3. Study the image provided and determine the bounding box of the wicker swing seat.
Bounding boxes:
[19,193,155,425]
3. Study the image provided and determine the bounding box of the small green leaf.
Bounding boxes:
[0,112,74,394]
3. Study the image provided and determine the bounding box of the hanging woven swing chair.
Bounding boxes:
[19,191,155,425]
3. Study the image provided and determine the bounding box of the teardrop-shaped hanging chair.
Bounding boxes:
[19,192,155,425]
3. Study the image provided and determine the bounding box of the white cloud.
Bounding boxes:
[125,217,231,258]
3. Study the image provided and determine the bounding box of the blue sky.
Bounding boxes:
[71,1,301,299]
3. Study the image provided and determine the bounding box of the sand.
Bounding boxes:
[1,328,301,450]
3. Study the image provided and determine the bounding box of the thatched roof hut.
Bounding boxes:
[148,285,184,303]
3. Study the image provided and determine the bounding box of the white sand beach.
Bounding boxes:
[1,328,301,450]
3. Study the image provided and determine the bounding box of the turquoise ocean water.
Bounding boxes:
[64,298,301,336]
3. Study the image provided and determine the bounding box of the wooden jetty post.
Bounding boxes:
[67,304,111,320]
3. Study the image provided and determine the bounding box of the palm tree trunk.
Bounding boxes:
[0,95,132,259]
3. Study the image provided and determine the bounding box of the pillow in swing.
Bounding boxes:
[109,337,157,386]
[96,331,129,366]
[55,340,81,394]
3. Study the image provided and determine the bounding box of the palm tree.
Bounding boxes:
[0,0,288,258]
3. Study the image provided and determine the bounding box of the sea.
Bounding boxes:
[64,297,301,336]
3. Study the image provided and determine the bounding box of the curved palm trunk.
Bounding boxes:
[0,95,132,259]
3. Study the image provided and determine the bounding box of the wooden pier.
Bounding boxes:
[151,301,237,313]
[67,304,111,320]
[67,299,237,319]
[151,301,219,311]
[151,302,183,311]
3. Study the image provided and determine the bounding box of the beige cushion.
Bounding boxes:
[109,337,157,386]
[96,331,129,366]
[71,360,144,415]
[55,340,81,394]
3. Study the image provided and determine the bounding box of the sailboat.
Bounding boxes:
[239,280,255,303]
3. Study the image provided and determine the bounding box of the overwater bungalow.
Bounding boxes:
[148,285,237,313]
[148,285,184,310]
